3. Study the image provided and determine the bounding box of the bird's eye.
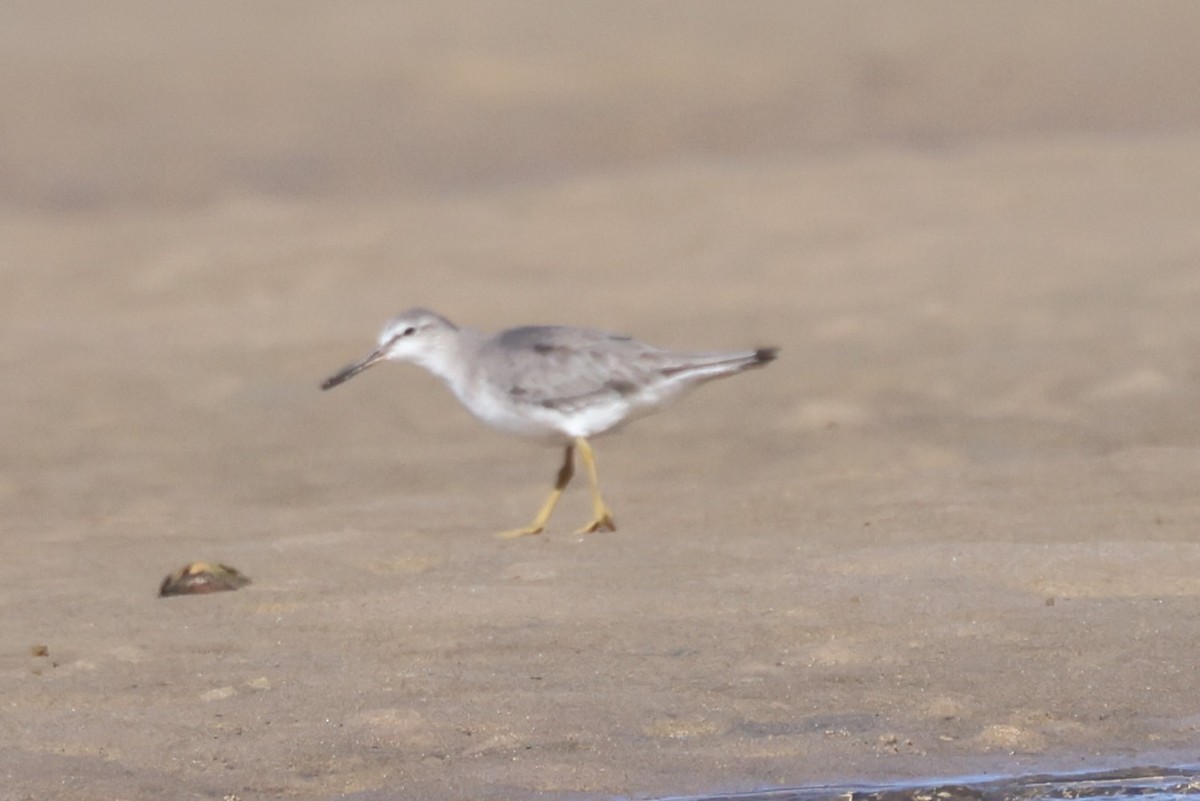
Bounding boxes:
[402,327,416,337]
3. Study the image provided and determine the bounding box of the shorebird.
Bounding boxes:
[321,308,777,537]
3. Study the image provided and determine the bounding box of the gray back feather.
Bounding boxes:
[483,326,667,410]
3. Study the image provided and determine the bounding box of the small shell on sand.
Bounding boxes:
[159,562,251,597]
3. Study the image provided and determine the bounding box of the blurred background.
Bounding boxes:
[4,1,1200,211]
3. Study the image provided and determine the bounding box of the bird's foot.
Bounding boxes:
[496,524,545,539]
[575,512,616,534]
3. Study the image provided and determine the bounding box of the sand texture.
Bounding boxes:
[4,3,1200,800]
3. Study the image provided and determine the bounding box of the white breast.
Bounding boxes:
[453,382,639,443]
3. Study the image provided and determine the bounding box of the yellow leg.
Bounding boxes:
[573,437,616,534]
[497,444,575,538]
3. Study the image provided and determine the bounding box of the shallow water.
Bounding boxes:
[661,766,1200,801]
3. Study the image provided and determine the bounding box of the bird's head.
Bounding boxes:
[320,307,458,390]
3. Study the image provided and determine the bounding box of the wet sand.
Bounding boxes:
[4,4,1200,800]
[689,765,1200,801]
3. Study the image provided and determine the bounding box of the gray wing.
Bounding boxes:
[481,326,669,410]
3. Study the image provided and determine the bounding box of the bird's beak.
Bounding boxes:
[321,347,387,390]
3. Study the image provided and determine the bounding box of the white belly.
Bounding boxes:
[455,383,638,443]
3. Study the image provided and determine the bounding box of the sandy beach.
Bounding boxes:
[4,4,1200,799]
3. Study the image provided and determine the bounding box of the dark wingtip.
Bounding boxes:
[753,347,779,365]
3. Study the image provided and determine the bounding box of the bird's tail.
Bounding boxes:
[749,348,779,367]
[662,347,778,382]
